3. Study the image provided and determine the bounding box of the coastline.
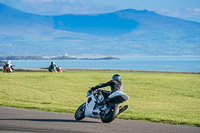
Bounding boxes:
[0,56,120,60]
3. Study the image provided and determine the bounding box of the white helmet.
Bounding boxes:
[7,60,11,64]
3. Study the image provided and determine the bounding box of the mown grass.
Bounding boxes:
[0,70,199,126]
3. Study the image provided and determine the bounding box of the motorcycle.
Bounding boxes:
[75,89,129,123]
[3,67,14,73]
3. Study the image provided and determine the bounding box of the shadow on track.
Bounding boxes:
[0,118,99,123]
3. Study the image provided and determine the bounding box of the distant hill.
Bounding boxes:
[0,3,200,56]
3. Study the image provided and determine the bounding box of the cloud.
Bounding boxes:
[1,0,85,15]
[21,0,71,3]
[157,8,200,22]
[0,0,117,15]
[194,8,200,12]
[1,0,200,22]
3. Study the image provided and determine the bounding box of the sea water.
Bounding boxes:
[10,56,200,72]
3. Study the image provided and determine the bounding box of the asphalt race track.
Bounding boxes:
[0,107,199,133]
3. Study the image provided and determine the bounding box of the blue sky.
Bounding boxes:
[1,0,200,22]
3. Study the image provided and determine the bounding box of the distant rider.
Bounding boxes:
[3,60,15,73]
[48,61,57,72]
[90,74,124,100]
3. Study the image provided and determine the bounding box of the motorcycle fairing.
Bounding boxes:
[85,94,101,118]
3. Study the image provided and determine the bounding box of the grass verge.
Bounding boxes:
[0,70,199,126]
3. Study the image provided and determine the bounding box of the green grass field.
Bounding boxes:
[0,70,199,126]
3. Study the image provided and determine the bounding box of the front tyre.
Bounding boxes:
[75,103,85,120]
[100,104,119,123]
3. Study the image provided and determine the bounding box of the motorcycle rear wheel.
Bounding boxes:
[100,103,119,123]
[74,103,85,120]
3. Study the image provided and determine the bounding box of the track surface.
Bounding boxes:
[0,107,199,133]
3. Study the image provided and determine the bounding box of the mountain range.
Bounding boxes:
[0,3,200,56]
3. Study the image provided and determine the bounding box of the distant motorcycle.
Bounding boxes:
[3,67,15,73]
[2,60,15,73]
[75,89,129,123]
[3,64,15,73]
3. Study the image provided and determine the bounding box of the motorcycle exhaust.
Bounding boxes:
[118,105,128,115]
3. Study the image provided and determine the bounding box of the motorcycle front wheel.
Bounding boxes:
[74,103,85,120]
[100,103,119,123]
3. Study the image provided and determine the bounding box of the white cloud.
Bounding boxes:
[2,0,115,15]
[1,0,200,22]
[194,8,200,12]
[157,8,200,22]
[21,0,70,3]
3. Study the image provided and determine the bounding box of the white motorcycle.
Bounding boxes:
[75,89,129,123]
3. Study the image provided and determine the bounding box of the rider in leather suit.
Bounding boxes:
[91,74,124,98]
[3,60,14,72]
[48,61,57,72]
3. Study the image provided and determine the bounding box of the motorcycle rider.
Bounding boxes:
[48,61,57,72]
[3,60,14,73]
[90,74,124,100]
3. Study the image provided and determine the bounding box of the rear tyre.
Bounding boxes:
[100,103,119,123]
[74,103,85,120]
